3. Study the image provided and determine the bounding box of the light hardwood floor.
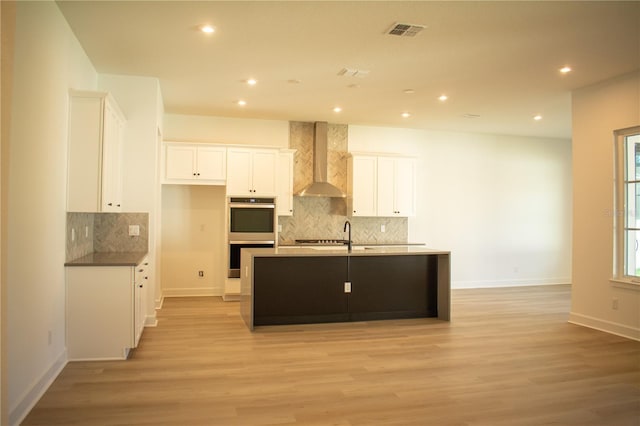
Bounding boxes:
[22,285,640,425]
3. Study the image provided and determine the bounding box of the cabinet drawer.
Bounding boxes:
[135,257,149,284]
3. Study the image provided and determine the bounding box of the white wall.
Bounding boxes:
[160,114,288,297]
[6,2,97,424]
[570,71,640,340]
[163,113,288,147]
[349,126,573,289]
[98,74,163,323]
[0,2,15,423]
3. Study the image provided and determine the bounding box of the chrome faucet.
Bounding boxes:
[343,220,352,253]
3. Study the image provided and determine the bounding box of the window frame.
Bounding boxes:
[612,125,640,289]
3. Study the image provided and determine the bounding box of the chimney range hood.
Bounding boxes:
[296,122,346,198]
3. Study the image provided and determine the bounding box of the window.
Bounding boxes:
[613,126,640,283]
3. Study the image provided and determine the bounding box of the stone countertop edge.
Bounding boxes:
[245,246,450,257]
[64,251,148,267]
[278,242,427,247]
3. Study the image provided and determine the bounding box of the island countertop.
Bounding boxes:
[245,246,450,257]
[64,251,148,267]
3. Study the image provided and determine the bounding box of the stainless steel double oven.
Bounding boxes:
[227,197,276,278]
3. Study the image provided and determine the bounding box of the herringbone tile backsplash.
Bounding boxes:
[278,197,407,244]
[283,121,408,245]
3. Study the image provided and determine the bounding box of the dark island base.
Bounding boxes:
[253,255,438,327]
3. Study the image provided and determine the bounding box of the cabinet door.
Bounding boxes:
[251,150,277,195]
[394,157,416,216]
[349,255,437,321]
[196,146,227,181]
[101,100,124,212]
[226,149,253,195]
[376,157,396,216]
[277,152,294,216]
[165,145,197,180]
[253,256,349,325]
[67,95,104,212]
[350,155,377,217]
[66,266,134,360]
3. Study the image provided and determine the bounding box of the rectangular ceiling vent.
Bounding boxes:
[387,23,425,37]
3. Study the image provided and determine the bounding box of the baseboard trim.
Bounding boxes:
[568,312,640,341]
[155,295,164,310]
[145,312,158,327]
[162,288,217,297]
[9,348,68,426]
[222,293,241,302]
[452,278,571,289]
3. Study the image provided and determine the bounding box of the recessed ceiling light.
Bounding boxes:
[347,83,360,89]
[287,79,301,84]
[333,107,342,113]
[559,66,572,74]
[403,89,415,94]
[533,115,543,121]
[401,112,411,118]
[438,94,448,101]
[246,78,257,86]
[237,100,247,106]
[200,25,215,34]
[462,113,480,119]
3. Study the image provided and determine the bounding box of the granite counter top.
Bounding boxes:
[64,251,148,267]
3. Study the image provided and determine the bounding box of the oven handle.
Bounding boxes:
[229,203,275,209]
[229,240,275,245]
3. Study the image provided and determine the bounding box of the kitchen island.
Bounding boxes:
[240,246,450,330]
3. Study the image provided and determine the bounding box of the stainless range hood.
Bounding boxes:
[296,122,346,198]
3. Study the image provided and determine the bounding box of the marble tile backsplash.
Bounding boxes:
[278,197,407,245]
[66,212,149,262]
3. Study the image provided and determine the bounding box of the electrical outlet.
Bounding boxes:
[85,225,89,238]
[612,298,619,310]
[380,224,386,232]
[198,270,204,278]
[128,225,140,236]
[71,228,75,241]
[344,282,352,293]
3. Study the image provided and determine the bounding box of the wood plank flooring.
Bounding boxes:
[22,285,640,425]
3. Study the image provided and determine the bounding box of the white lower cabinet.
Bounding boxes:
[66,257,148,360]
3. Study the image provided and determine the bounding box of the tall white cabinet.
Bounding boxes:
[67,90,126,212]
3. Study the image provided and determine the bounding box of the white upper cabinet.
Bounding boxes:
[377,156,416,217]
[348,154,378,217]
[226,147,277,196]
[164,143,226,184]
[67,90,125,212]
[277,150,295,216]
[348,153,416,217]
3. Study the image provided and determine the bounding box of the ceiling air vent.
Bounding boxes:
[387,23,425,37]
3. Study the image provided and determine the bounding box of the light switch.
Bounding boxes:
[344,282,352,293]
[128,225,140,236]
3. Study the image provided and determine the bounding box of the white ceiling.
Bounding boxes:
[56,1,640,139]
